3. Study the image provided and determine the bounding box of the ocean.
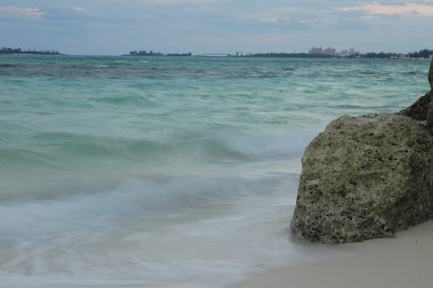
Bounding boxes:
[0,55,430,287]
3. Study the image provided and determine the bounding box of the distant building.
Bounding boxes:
[310,46,359,57]
[309,46,323,54]
[309,46,335,56]
[324,47,336,56]
[399,54,411,59]
[349,48,359,55]
[336,49,360,57]
[337,50,348,57]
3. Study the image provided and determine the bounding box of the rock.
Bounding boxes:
[290,113,433,244]
[396,91,432,121]
[428,60,433,90]
[397,59,433,127]
[291,59,433,244]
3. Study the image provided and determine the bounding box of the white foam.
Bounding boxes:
[0,161,350,288]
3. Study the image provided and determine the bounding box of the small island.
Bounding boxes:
[0,47,62,55]
[126,50,192,57]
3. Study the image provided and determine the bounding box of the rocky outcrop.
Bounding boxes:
[397,59,433,126]
[396,91,432,121]
[429,59,433,90]
[291,59,433,244]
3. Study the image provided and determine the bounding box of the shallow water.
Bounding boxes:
[0,55,430,287]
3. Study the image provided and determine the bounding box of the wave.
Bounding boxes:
[95,95,159,108]
[0,167,304,287]
[0,126,312,205]
[0,127,314,171]
[0,64,16,68]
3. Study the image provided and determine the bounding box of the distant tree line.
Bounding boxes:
[345,53,361,59]
[362,49,433,59]
[0,47,61,55]
[237,49,431,59]
[362,52,397,59]
[407,49,433,59]
[129,50,191,56]
[246,50,431,59]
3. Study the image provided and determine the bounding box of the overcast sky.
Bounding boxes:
[1,0,432,55]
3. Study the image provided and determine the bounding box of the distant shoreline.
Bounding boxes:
[0,53,66,55]
[123,50,432,59]
[0,51,430,60]
[122,54,432,60]
[0,47,64,55]
[125,51,192,57]
[240,53,334,59]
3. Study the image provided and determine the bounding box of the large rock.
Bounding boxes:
[396,91,432,121]
[290,113,433,244]
[429,59,433,90]
[397,59,433,126]
[291,59,433,244]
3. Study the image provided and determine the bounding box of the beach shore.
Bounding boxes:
[230,220,433,288]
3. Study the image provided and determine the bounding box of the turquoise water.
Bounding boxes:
[0,55,430,287]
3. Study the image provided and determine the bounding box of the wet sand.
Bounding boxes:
[231,220,433,288]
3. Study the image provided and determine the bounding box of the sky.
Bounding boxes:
[0,0,432,55]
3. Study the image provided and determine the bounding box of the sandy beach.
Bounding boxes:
[231,220,433,288]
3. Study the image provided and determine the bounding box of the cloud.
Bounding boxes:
[372,12,400,19]
[274,17,313,30]
[0,0,430,55]
[330,20,370,30]
[332,9,368,18]
[0,6,45,19]
[134,0,217,3]
[180,6,228,24]
[38,6,90,21]
[335,2,433,17]
[256,17,314,31]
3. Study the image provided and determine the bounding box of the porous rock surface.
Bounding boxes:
[397,59,433,126]
[291,59,433,244]
[290,113,433,244]
[429,59,433,90]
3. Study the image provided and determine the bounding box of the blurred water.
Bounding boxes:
[0,55,430,287]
